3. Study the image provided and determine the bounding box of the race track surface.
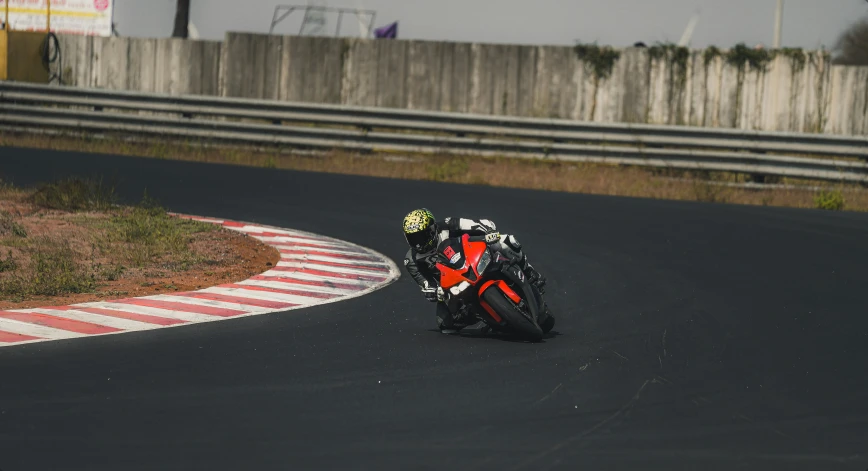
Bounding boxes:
[1,148,866,471]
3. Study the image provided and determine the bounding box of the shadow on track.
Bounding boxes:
[425,328,564,343]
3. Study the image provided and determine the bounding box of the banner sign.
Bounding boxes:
[1,0,114,36]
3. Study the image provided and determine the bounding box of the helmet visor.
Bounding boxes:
[406,227,436,251]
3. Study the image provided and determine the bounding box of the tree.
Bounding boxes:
[172,0,190,38]
[833,16,868,65]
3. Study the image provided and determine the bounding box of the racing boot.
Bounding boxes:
[500,235,546,294]
[436,302,472,334]
[519,255,546,295]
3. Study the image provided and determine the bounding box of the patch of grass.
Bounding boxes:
[0,251,17,273]
[103,194,216,268]
[692,180,730,204]
[30,176,117,211]
[0,236,96,297]
[427,158,469,181]
[0,237,29,248]
[0,212,27,238]
[814,189,845,211]
[98,264,125,281]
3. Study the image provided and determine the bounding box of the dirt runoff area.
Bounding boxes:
[0,177,280,310]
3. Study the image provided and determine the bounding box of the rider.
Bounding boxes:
[402,208,546,334]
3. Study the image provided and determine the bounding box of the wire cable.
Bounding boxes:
[41,31,63,84]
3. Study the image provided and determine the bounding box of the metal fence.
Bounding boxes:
[1,81,867,184]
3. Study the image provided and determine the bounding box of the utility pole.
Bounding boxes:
[773,0,784,48]
[172,0,190,38]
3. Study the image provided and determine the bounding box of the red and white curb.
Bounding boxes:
[0,215,400,348]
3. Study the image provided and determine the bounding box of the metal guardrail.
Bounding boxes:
[1,81,867,184]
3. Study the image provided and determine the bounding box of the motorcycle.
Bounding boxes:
[434,233,555,342]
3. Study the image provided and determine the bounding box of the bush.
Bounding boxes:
[814,190,845,211]
[30,176,117,211]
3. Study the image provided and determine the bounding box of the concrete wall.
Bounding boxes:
[58,35,222,95]
[53,33,868,136]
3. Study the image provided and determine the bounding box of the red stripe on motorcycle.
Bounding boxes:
[478,280,522,305]
[499,283,522,304]
[479,301,503,323]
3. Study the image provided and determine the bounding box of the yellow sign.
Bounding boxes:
[2,0,113,36]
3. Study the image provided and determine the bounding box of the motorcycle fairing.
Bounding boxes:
[435,234,486,289]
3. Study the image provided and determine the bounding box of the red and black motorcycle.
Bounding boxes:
[434,233,555,342]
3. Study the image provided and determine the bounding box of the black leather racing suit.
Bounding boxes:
[403,217,544,332]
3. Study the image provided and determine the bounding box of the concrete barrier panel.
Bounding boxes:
[619,48,650,124]
[341,38,373,107]
[99,37,129,90]
[371,39,407,109]
[199,40,222,96]
[532,45,580,119]
[514,45,537,117]
[406,40,442,111]
[128,38,157,93]
[221,33,251,98]
[445,42,472,113]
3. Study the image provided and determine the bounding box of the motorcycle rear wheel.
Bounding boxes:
[482,288,543,342]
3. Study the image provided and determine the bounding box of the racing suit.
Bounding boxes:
[403,217,545,332]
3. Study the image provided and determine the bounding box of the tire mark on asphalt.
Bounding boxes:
[509,378,654,471]
[533,383,564,406]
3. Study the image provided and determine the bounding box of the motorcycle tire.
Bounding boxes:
[539,312,555,334]
[481,287,543,342]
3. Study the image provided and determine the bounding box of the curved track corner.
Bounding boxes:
[0,214,400,348]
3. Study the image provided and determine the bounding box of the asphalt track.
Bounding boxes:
[1,148,867,471]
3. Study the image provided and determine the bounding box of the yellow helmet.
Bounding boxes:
[402,208,437,252]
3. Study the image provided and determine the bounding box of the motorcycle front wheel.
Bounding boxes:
[481,287,543,342]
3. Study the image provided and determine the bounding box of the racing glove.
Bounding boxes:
[421,280,439,302]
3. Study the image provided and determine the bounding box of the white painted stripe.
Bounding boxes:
[231,226,328,240]
[237,279,358,296]
[78,302,223,323]
[144,294,273,313]
[198,286,327,305]
[177,216,224,224]
[253,236,347,247]
[269,244,370,256]
[29,308,156,331]
[276,261,390,277]
[279,253,390,267]
[258,270,376,287]
[0,317,81,339]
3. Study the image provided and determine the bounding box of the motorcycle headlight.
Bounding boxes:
[476,249,491,274]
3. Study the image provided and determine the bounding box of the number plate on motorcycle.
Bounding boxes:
[485,232,500,243]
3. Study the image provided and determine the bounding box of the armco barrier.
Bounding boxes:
[1,81,866,184]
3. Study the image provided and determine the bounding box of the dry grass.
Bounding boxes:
[2,131,867,212]
[0,177,280,308]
